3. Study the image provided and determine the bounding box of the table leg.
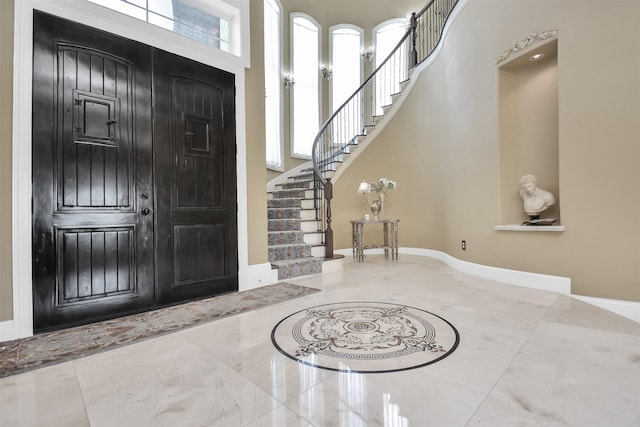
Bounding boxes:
[356,223,365,262]
[351,222,356,260]
[392,221,399,260]
[383,222,389,260]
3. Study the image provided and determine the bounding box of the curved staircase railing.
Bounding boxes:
[311,0,459,258]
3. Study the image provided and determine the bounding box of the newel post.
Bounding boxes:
[410,12,418,69]
[324,178,334,259]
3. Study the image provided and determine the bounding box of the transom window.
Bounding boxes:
[88,0,239,54]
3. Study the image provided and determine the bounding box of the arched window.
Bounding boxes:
[290,13,321,159]
[330,25,363,113]
[373,19,407,116]
[264,0,283,170]
[329,24,364,145]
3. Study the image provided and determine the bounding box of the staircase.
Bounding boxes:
[266,82,408,279]
[267,172,326,279]
[267,0,460,278]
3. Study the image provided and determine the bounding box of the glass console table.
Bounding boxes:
[350,219,399,262]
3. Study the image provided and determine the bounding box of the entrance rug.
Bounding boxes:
[0,282,319,378]
[272,302,459,373]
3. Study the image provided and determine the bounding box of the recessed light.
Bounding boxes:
[530,53,544,61]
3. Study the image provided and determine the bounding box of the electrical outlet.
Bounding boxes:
[461,240,466,250]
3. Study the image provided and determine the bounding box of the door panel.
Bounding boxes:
[59,47,132,210]
[174,224,226,285]
[154,49,238,304]
[33,12,154,331]
[174,79,224,209]
[57,227,135,302]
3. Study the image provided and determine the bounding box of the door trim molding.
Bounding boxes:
[9,0,251,340]
[11,0,34,340]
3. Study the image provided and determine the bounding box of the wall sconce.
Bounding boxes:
[361,47,374,62]
[321,65,332,80]
[284,74,295,88]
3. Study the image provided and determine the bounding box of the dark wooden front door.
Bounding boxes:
[32,12,237,332]
[153,50,238,303]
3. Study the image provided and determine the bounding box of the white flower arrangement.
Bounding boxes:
[365,178,396,217]
[370,177,397,194]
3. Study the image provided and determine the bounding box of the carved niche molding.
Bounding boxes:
[494,29,558,65]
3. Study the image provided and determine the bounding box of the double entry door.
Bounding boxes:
[32,12,238,332]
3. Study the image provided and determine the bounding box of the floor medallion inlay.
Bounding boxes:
[271,302,460,373]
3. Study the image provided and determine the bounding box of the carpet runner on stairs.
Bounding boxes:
[268,177,324,279]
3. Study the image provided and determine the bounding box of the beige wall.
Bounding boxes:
[333,0,640,302]
[0,0,14,322]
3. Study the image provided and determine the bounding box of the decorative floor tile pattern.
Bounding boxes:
[272,301,459,373]
[0,282,320,378]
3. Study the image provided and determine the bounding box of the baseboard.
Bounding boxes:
[0,320,15,342]
[572,295,640,323]
[238,262,280,292]
[401,248,572,295]
[337,247,640,323]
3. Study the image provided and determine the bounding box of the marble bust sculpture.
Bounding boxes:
[519,174,556,219]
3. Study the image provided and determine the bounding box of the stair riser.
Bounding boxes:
[301,199,315,209]
[274,259,323,279]
[303,232,323,245]
[317,155,343,165]
[342,145,357,154]
[311,246,325,258]
[300,210,316,220]
[300,221,320,233]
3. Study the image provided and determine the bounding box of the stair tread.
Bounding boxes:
[267,197,314,201]
[269,242,311,248]
[270,257,323,266]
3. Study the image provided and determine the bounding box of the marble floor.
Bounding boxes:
[1,254,640,427]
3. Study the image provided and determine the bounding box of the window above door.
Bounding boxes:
[87,0,244,58]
